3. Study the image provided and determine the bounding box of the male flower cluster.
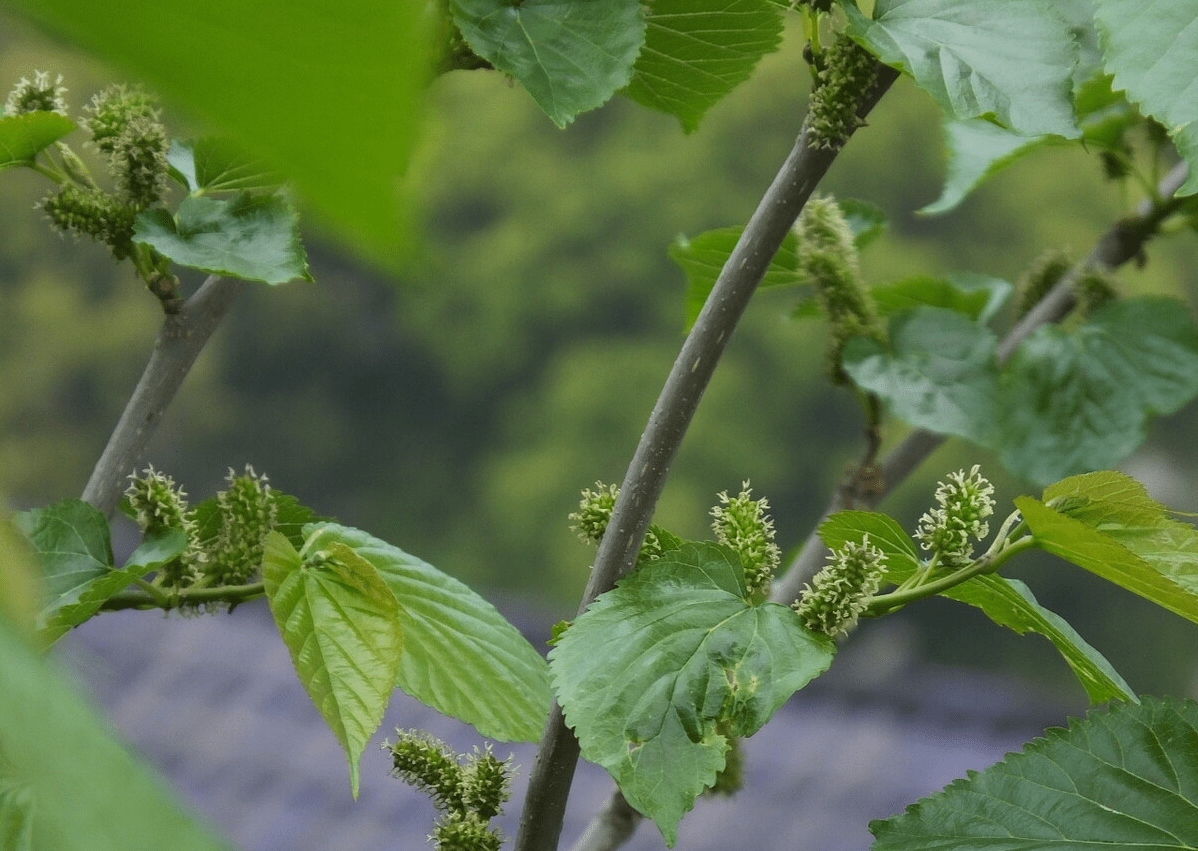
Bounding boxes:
[4,70,68,116]
[569,482,670,563]
[913,465,995,567]
[710,481,780,597]
[805,34,877,151]
[794,535,886,638]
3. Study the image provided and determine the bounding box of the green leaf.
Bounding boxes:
[869,273,1011,323]
[450,0,645,127]
[842,306,1000,445]
[0,617,233,850]
[920,118,1056,215]
[38,529,188,647]
[551,542,834,845]
[998,298,1198,485]
[0,111,75,170]
[871,697,1198,851]
[14,499,113,602]
[670,226,802,330]
[1094,0,1198,195]
[262,531,403,798]
[624,0,783,133]
[843,0,1079,138]
[167,138,283,195]
[4,0,430,267]
[839,197,888,249]
[817,510,921,577]
[305,523,551,743]
[1015,495,1198,626]
[134,192,313,284]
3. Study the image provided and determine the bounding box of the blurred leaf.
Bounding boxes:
[0,617,234,850]
[871,697,1198,851]
[4,0,429,266]
[134,192,313,284]
[843,0,1079,138]
[921,118,1056,215]
[1015,495,1198,625]
[625,0,783,133]
[998,298,1198,485]
[306,523,551,743]
[0,112,74,170]
[551,542,834,845]
[263,531,403,798]
[842,306,1000,445]
[838,197,888,249]
[167,138,283,194]
[870,273,1011,323]
[1094,0,1198,195]
[450,0,644,127]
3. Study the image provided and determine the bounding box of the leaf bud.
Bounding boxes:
[913,465,995,568]
[804,35,877,151]
[710,481,780,598]
[3,70,68,116]
[794,534,886,637]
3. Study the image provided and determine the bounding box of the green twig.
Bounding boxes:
[100,581,265,611]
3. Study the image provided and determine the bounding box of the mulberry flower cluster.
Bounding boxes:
[913,465,996,567]
[4,71,68,116]
[710,481,780,597]
[569,482,670,563]
[805,34,877,151]
[794,535,886,638]
[385,730,512,851]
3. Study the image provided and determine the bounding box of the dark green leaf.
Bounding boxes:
[450,0,645,127]
[625,0,783,132]
[870,273,1011,323]
[305,523,551,743]
[842,307,1000,445]
[14,499,113,602]
[0,111,75,170]
[262,531,403,797]
[817,510,921,579]
[871,697,1198,851]
[998,298,1198,485]
[167,138,283,194]
[551,542,834,845]
[843,0,1079,138]
[0,617,233,850]
[1015,495,1198,626]
[38,529,188,647]
[4,0,429,267]
[134,192,313,284]
[1094,0,1198,195]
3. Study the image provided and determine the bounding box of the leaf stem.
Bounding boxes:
[513,61,900,851]
[81,274,245,517]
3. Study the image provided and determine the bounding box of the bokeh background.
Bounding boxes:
[3,10,1198,707]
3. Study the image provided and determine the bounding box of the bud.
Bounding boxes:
[710,481,780,598]
[205,466,278,585]
[805,35,876,151]
[794,535,886,638]
[913,465,995,568]
[4,71,67,116]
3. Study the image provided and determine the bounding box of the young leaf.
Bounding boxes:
[167,138,283,194]
[0,111,75,170]
[841,306,1000,445]
[1015,496,1198,626]
[14,498,114,602]
[624,0,783,133]
[998,298,1198,485]
[38,529,188,647]
[817,510,921,578]
[871,696,1198,851]
[449,0,645,127]
[551,542,834,845]
[304,523,551,743]
[869,273,1011,323]
[842,0,1079,138]
[134,192,313,284]
[1094,0,1198,195]
[262,531,403,798]
[0,617,234,851]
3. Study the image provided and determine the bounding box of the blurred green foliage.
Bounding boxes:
[2,16,1196,695]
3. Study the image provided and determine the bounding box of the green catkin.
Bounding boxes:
[710,482,780,598]
[387,731,468,814]
[913,465,995,568]
[111,115,170,210]
[83,84,161,154]
[124,468,205,589]
[40,184,136,253]
[794,535,886,638]
[1015,248,1072,319]
[206,466,278,585]
[4,71,67,116]
[805,35,877,151]
[569,482,669,564]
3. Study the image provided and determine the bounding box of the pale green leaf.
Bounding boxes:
[305,523,551,743]
[551,542,834,845]
[625,0,783,132]
[134,192,313,284]
[842,306,1000,445]
[262,531,403,797]
[0,111,74,170]
[998,298,1198,485]
[1015,495,1198,625]
[0,617,233,850]
[843,0,1079,138]
[167,138,283,194]
[450,0,645,127]
[1094,0,1198,195]
[871,697,1198,851]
